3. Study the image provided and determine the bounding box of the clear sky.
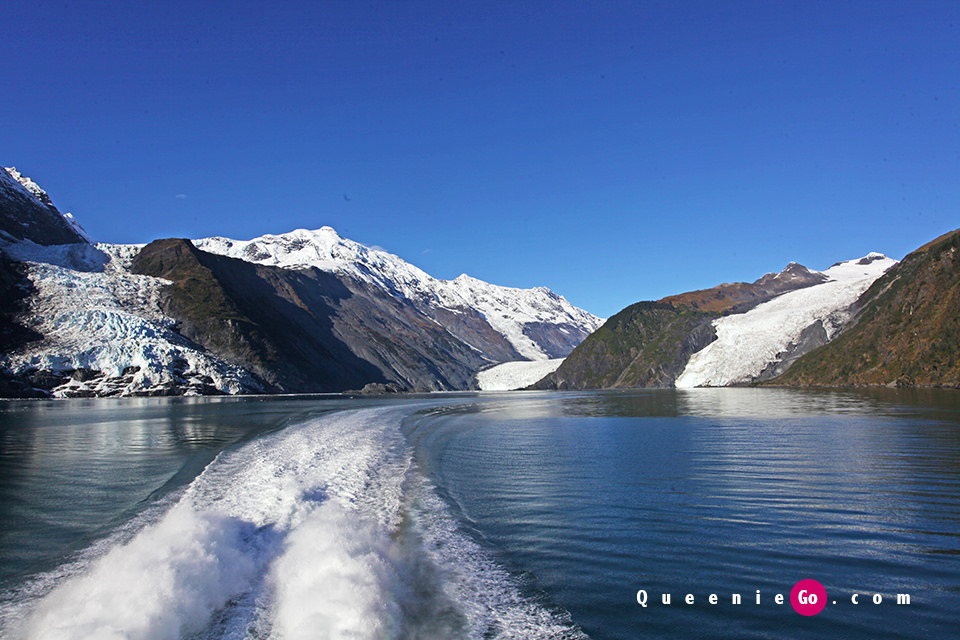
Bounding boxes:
[2,1,958,317]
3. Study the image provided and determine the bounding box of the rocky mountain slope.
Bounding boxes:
[658,262,828,312]
[130,238,494,392]
[0,168,601,397]
[195,227,602,361]
[770,228,960,388]
[532,257,895,390]
[1,167,89,245]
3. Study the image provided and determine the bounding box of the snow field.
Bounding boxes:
[476,358,565,391]
[675,254,897,387]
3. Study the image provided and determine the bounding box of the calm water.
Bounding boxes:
[1,389,958,638]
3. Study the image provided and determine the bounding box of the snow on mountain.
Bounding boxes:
[476,358,565,391]
[2,167,52,205]
[674,253,897,388]
[195,227,603,360]
[1,240,262,397]
[1,167,92,244]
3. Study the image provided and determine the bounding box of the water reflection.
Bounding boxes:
[407,388,960,640]
[3,389,959,639]
[0,395,351,587]
[485,387,960,422]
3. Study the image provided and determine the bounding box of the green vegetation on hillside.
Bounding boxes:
[532,302,716,389]
[771,228,960,388]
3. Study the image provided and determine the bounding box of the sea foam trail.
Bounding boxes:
[3,404,587,640]
[12,507,257,640]
[269,502,403,639]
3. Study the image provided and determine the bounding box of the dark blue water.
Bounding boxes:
[404,389,960,639]
[1,389,958,638]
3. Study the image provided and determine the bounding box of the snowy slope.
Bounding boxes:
[675,253,897,387]
[476,358,565,391]
[195,227,603,360]
[1,167,92,243]
[1,240,262,397]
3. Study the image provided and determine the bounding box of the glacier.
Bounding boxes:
[675,253,897,388]
[476,358,565,391]
[1,240,263,397]
[2,168,602,396]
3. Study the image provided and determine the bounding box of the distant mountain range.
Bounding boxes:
[0,167,601,397]
[2,166,957,396]
[533,235,958,390]
[531,256,890,389]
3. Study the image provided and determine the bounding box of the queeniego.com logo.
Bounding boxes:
[636,580,912,615]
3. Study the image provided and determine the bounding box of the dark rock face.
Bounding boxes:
[531,302,717,390]
[0,249,42,353]
[430,306,523,363]
[755,320,829,382]
[0,168,88,246]
[522,322,593,359]
[131,239,493,393]
[771,228,960,388]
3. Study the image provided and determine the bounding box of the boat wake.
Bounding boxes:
[1,406,586,640]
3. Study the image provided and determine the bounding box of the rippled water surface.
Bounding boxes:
[1,389,959,639]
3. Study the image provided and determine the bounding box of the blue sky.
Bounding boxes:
[2,1,958,317]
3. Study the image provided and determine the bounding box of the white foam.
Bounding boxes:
[269,502,403,639]
[2,404,586,640]
[9,507,257,640]
[407,474,587,640]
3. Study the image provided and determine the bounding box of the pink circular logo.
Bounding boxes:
[791,579,827,616]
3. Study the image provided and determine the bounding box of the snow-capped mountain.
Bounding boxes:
[1,168,601,397]
[535,254,898,391]
[195,227,603,360]
[9,164,935,397]
[675,253,897,387]
[1,167,90,245]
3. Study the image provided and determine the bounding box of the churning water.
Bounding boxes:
[1,389,958,639]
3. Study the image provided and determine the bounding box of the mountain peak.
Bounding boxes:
[658,260,828,314]
[754,261,825,288]
[4,167,53,206]
[195,227,602,361]
[285,226,341,240]
[1,166,91,245]
[858,252,888,265]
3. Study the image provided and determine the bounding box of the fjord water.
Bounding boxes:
[1,390,958,639]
